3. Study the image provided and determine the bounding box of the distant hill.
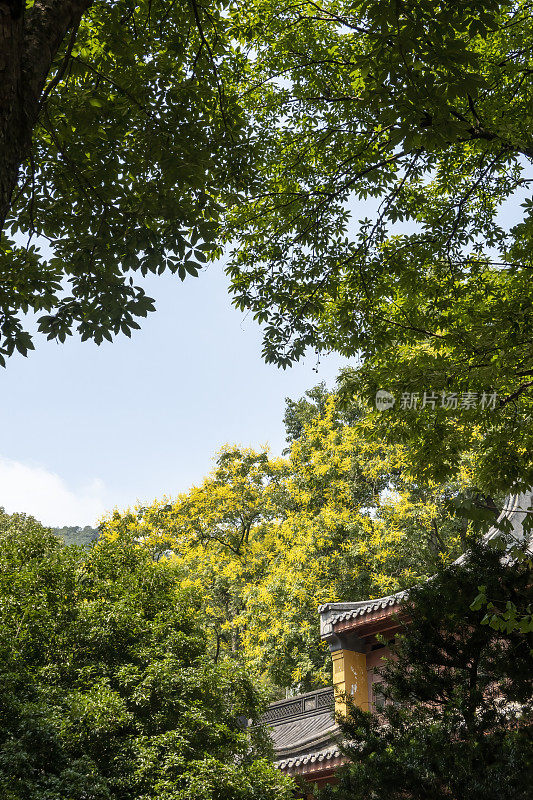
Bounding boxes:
[52,525,99,548]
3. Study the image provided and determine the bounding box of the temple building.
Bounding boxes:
[263,491,532,787]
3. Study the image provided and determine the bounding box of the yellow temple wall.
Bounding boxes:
[331,648,369,715]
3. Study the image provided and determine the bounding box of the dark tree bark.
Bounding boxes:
[0,0,92,232]
[0,0,25,229]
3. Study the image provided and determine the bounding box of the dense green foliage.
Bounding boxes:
[226,0,533,490]
[0,509,291,800]
[320,540,533,800]
[1,0,249,364]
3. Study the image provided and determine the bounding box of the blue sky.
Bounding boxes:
[0,259,352,526]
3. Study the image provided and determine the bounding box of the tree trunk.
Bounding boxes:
[0,1,27,232]
[0,0,93,234]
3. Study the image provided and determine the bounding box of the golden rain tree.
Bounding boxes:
[102,392,475,695]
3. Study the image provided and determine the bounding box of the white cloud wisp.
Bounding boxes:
[0,456,107,527]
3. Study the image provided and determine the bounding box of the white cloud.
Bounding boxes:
[0,456,107,527]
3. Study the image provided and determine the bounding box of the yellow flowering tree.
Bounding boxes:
[239,395,468,690]
[102,446,290,664]
[101,393,474,694]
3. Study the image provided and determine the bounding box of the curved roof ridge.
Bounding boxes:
[320,490,533,638]
[276,744,342,770]
[328,590,408,627]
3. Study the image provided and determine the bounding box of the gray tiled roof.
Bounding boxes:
[269,708,336,752]
[262,687,337,762]
[276,745,342,771]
